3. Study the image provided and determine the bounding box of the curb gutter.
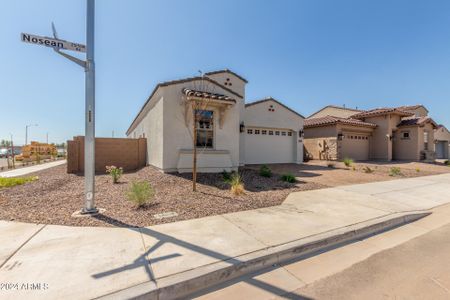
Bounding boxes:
[97,211,430,300]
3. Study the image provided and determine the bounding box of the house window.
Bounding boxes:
[275,131,280,136]
[281,132,286,136]
[195,110,214,148]
[288,132,292,136]
[255,129,260,134]
[247,129,253,134]
[262,130,267,135]
[401,131,410,140]
[424,131,429,151]
[269,131,274,135]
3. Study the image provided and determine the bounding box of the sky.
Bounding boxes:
[1,0,450,145]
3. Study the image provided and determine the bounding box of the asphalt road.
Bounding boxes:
[290,224,450,300]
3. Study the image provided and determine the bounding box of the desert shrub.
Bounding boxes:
[363,166,374,173]
[445,160,450,166]
[327,161,335,168]
[127,181,154,207]
[222,169,232,183]
[0,176,38,188]
[343,157,353,167]
[352,166,356,171]
[230,173,245,196]
[389,167,402,177]
[416,168,420,172]
[106,165,123,183]
[281,173,296,183]
[259,165,272,177]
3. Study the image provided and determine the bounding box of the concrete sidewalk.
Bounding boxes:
[0,173,449,300]
[0,160,66,178]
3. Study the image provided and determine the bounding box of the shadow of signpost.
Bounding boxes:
[90,214,313,299]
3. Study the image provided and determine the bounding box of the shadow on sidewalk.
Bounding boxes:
[90,214,312,299]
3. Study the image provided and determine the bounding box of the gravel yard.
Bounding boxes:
[0,164,324,227]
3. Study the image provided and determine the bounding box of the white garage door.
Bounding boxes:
[244,128,295,164]
[436,141,448,159]
[340,133,370,161]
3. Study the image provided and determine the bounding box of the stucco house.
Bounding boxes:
[435,125,450,159]
[126,70,304,173]
[304,105,438,161]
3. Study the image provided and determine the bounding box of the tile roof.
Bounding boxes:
[395,105,428,112]
[304,115,377,128]
[397,116,438,128]
[351,108,414,119]
[182,88,236,103]
[245,97,305,119]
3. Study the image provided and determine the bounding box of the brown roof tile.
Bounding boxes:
[351,108,414,119]
[304,115,377,128]
[397,116,438,128]
[182,88,236,103]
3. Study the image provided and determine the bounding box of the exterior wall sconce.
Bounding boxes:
[386,134,393,141]
[240,122,245,133]
[298,129,304,137]
[337,133,344,140]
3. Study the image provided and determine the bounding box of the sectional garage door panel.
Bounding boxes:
[436,141,448,159]
[244,130,295,164]
[340,133,370,161]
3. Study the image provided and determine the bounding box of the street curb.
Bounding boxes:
[97,211,430,300]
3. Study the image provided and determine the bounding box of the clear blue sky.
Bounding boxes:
[1,0,450,145]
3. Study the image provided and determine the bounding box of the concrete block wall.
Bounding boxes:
[67,136,147,174]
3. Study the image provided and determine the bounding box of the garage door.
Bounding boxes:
[244,128,295,164]
[436,141,448,159]
[340,133,369,161]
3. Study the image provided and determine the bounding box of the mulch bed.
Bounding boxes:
[0,165,325,227]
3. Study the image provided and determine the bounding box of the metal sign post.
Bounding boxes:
[21,0,98,214]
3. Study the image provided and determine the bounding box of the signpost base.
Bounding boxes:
[72,208,104,218]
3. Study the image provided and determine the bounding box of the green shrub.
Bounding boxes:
[281,173,296,183]
[127,181,154,207]
[259,165,272,177]
[230,173,245,196]
[363,166,374,174]
[343,157,353,167]
[389,167,402,177]
[222,170,232,183]
[106,165,123,183]
[416,168,420,172]
[0,176,38,188]
[445,160,450,166]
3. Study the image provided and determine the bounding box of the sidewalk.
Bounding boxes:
[1,173,450,300]
[0,160,66,178]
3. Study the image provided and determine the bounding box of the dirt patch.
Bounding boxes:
[252,161,450,187]
[0,165,324,227]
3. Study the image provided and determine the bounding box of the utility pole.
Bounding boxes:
[83,0,97,213]
[25,124,38,145]
[10,134,15,169]
[21,0,98,214]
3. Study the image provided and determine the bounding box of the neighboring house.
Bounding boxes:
[304,105,438,162]
[435,125,450,159]
[126,70,304,173]
[308,105,362,119]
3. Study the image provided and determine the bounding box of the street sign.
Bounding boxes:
[21,32,86,53]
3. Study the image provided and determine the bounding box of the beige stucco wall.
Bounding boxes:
[435,126,450,142]
[363,114,402,160]
[244,99,304,164]
[162,80,242,172]
[393,127,420,160]
[309,107,360,118]
[304,125,338,138]
[127,89,164,169]
[403,106,428,118]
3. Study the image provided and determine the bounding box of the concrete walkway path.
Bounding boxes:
[0,160,66,178]
[0,173,449,300]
